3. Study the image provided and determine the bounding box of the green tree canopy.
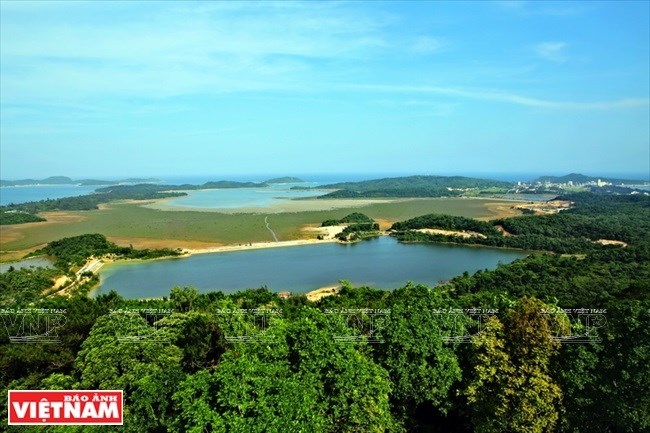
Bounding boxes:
[464,297,569,433]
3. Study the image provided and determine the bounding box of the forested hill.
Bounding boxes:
[33,233,182,270]
[533,173,647,185]
[314,175,513,198]
[392,193,650,254]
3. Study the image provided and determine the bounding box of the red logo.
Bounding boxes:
[8,390,123,425]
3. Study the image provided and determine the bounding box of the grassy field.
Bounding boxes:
[0,198,520,259]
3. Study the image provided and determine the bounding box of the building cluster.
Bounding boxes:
[509,178,639,194]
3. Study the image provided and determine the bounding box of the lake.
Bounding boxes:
[164,182,327,209]
[96,236,526,299]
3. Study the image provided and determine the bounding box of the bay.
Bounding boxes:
[0,185,99,205]
[96,237,526,299]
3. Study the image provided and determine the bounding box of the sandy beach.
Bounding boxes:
[182,237,341,256]
[300,224,347,239]
[305,285,341,302]
[415,228,487,239]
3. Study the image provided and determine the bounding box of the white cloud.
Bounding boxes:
[411,36,446,54]
[496,1,589,17]
[1,2,646,116]
[535,42,568,62]
[346,83,650,110]
[0,2,388,103]
[496,1,527,13]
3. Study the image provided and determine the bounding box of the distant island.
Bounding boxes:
[0,176,161,187]
[265,176,305,184]
[0,176,300,188]
[168,181,268,190]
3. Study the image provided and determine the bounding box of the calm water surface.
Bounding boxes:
[96,237,526,299]
[0,185,99,205]
[0,257,54,272]
[165,182,327,209]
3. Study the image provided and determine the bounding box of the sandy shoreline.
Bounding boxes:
[415,228,487,239]
[182,237,341,256]
[305,285,340,302]
[0,224,349,265]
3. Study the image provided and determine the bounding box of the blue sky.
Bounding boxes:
[1,1,648,180]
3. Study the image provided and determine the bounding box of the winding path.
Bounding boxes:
[264,216,279,242]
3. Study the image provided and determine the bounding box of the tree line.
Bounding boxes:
[1,278,646,432]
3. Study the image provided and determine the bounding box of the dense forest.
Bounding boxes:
[0,266,62,305]
[392,193,650,254]
[0,211,46,225]
[1,192,648,432]
[28,233,183,270]
[391,214,500,236]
